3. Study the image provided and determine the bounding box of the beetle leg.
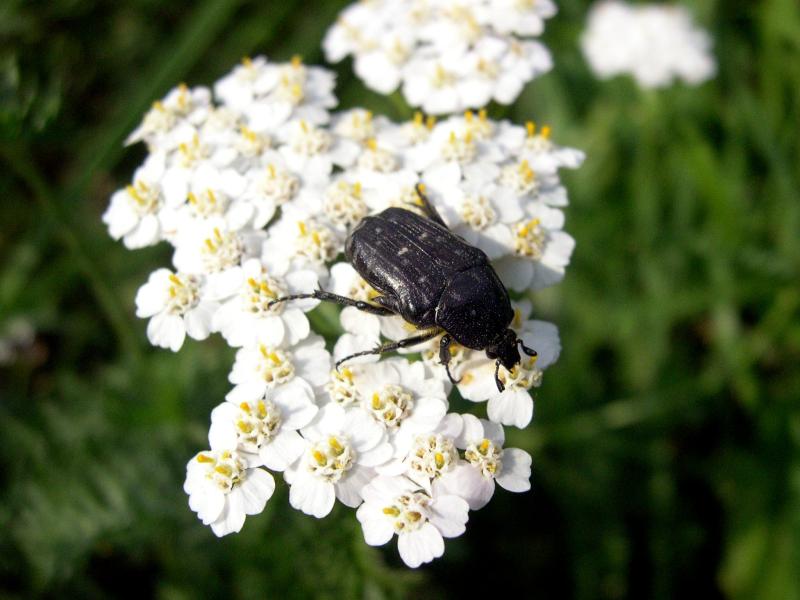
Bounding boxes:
[439,334,462,385]
[335,328,441,370]
[494,359,505,393]
[268,289,395,316]
[414,183,448,228]
[517,339,538,357]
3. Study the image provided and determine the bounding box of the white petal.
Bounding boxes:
[335,466,374,507]
[496,448,532,493]
[428,494,469,537]
[239,468,276,514]
[261,430,307,472]
[487,389,533,428]
[289,473,336,518]
[397,523,444,568]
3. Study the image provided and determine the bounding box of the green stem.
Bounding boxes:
[0,143,142,363]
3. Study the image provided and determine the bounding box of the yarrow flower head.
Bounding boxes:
[107,42,583,567]
[324,0,555,114]
[581,1,716,88]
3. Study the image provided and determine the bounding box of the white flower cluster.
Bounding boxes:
[324,0,556,114]
[104,55,582,568]
[581,1,716,88]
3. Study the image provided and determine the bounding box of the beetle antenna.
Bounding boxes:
[494,359,505,393]
[517,339,538,357]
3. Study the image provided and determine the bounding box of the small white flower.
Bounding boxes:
[356,475,469,568]
[103,153,169,249]
[489,205,575,292]
[436,414,531,509]
[208,378,318,471]
[354,359,449,460]
[285,404,393,517]
[261,205,342,278]
[227,334,331,403]
[135,269,218,351]
[212,258,317,348]
[184,449,275,537]
[127,84,213,150]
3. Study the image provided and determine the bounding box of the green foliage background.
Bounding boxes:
[1,0,798,597]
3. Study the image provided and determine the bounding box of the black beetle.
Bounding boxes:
[269,185,536,392]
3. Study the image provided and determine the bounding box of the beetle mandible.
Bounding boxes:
[269,184,537,392]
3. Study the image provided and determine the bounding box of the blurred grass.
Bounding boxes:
[1,0,799,598]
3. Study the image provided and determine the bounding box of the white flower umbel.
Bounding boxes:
[581,1,716,89]
[212,258,317,347]
[227,334,331,403]
[356,475,469,568]
[184,449,275,537]
[135,269,218,351]
[285,404,393,518]
[436,414,531,510]
[324,0,556,114]
[209,379,318,471]
[457,312,561,428]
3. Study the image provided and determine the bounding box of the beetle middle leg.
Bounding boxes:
[439,334,461,385]
[335,328,441,370]
[268,289,396,316]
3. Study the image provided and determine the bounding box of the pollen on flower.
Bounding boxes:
[290,121,332,155]
[305,435,355,482]
[295,220,339,264]
[327,367,359,407]
[126,180,162,215]
[234,400,282,453]
[513,218,546,260]
[500,159,539,196]
[257,345,296,386]
[187,188,227,218]
[237,126,270,157]
[357,139,398,172]
[458,195,496,230]
[324,181,368,227]
[464,109,492,139]
[524,121,553,153]
[166,273,201,315]
[243,272,287,316]
[365,384,413,428]
[384,491,431,533]
[464,437,504,479]
[422,336,469,371]
[195,449,246,493]
[498,354,542,390]
[441,129,477,163]
[259,163,299,205]
[178,134,208,167]
[335,109,374,141]
[201,227,244,272]
[408,433,458,479]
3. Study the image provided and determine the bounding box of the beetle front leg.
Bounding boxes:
[439,334,461,385]
[268,289,395,316]
[335,329,441,370]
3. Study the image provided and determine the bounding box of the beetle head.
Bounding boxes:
[485,329,538,392]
